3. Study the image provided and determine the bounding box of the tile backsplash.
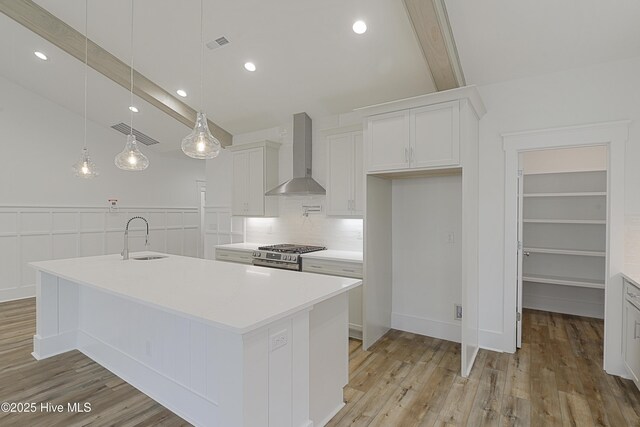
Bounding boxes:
[245,197,363,251]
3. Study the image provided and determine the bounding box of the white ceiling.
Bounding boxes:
[0,0,435,152]
[445,0,640,85]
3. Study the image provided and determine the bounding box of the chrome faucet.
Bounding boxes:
[122,216,149,260]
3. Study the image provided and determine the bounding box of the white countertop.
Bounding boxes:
[30,252,361,335]
[215,242,263,251]
[301,250,363,263]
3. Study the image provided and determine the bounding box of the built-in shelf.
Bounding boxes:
[523,219,606,225]
[524,247,606,257]
[522,274,605,289]
[523,192,606,198]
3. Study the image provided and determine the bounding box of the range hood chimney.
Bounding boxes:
[265,112,326,196]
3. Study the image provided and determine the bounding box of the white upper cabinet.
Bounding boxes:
[366,110,410,172]
[366,100,460,173]
[326,131,363,217]
[411,101,460,169]
[230,141,280,217]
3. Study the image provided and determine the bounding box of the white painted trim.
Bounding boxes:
[0,285,35,302]
[349,323,363,340]
[502,120,629,378]
[479,329,503,352]
[522,294,604,319]
[354,85,486,119]
[315,402,346,427]
[391,312,461,343]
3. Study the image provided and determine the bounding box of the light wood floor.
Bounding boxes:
[1,299,639,426]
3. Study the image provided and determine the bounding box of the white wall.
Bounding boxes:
[205,112,364,252]
[391,175,462,342]
[0,74,205,207]
[477,56,640,346]
[0,74,205,302]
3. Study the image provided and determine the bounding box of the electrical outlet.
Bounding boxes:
[454,304,463,320]
[270,329,289,352]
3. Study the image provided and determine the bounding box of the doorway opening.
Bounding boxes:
[516,146,607,349]
[502,121,628,377]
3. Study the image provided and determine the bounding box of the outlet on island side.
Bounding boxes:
[269,329,289,352]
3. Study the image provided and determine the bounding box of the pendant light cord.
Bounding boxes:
[199,0,204,113]
[83,0,88,151]
[129,0,134,135]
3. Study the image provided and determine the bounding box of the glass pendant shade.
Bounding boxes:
[115,134,149,171]
[182,112,221,159]
[73,147,99,178]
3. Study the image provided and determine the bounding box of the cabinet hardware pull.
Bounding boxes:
[310,265,322,269]
[635,321,640,340]
[404,148,409,163]
[524,251,530,257]
[342,269,356,272]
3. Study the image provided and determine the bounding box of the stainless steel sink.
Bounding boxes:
[131,255,168,261]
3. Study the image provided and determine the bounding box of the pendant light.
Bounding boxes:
[181,0,221,159]
[73,0,98,178]
[115,0,149,171]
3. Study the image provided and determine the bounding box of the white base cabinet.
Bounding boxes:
[229,140,280,217]
[302,257,363,340]
[624,278,640,388]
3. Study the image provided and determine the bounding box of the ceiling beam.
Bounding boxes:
[0,0,232,147]
[403,0,465,91]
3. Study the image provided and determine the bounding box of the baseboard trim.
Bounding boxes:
[315,402,345,427]
[349,323,363,340]
[523,294,604,319]
[0,285,35,303]
[391,312,461,343]
[479,329,504,352]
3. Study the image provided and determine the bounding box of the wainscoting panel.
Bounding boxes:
[0,206,199,302]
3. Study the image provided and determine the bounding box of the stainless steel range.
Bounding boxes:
[252,244,326,271]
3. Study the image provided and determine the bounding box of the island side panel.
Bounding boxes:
[75,284,223,426]
[242,310,312,427]
[309,292,349,427]
[33,272,79,360]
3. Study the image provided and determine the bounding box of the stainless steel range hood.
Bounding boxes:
[265,112,326,196]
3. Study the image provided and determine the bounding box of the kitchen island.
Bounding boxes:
[30,252,361,427]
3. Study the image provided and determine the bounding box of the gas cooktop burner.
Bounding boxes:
[257,244,326,254]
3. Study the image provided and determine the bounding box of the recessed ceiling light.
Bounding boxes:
[129,106,139,113]
[244,62,256,72]
[34,51,48,60]
[352,20,367,34]
[176,89,187,97]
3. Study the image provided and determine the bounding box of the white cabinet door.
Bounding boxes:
[411,101,460,169]
[232,152,248,215]
[246,148,265,216]
[366,110,410,172]
[352,132,364,215]
[624,299,640,382]
[326,134,354,216]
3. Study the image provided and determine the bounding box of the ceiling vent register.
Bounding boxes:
[111,123,160,146]
[206,36,230,50]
